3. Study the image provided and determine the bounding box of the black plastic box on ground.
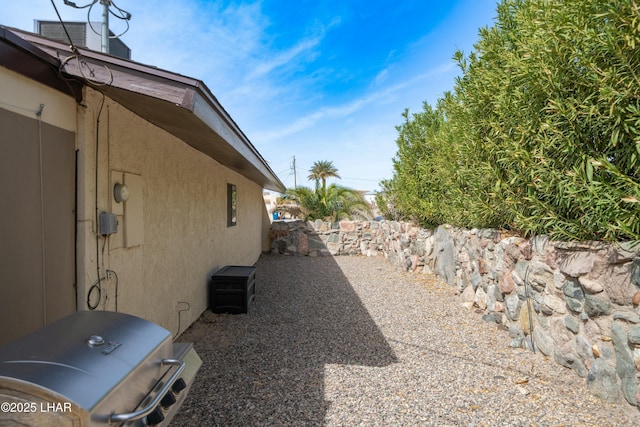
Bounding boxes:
[209,265,256,314]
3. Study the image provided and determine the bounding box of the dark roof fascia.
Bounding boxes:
[9,28,285,192]
[191,87,283,192]
[0,26,82,101]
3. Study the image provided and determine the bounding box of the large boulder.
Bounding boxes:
[433,225,456,286]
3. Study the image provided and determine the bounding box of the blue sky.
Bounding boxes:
[2,0,498,192]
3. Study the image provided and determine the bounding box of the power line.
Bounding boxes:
[340,176,382,182]
[281,173,292,186]
[62,0,132,54]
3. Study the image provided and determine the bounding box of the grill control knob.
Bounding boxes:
[161,391,177,408]
[146,406,164,426]
[87,335,104,346]
[172,378,187,394]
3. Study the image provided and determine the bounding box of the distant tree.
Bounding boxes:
[279,161,370,221]
[279,184,370,222]
[308,160,340,193]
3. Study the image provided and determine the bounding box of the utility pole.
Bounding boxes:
[100,0,110,53]
[63,0,131,55]
[292,156,297,188]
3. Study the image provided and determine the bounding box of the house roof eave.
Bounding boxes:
[5,27,285,193]
[0,26,83,101]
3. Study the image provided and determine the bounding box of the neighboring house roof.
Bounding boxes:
[0,26,285,193]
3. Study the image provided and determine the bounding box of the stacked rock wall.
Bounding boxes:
[445,228,640,406]
[269,219,640,406]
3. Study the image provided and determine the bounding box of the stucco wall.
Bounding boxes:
[0,66,76,132]
[76,88,267,336]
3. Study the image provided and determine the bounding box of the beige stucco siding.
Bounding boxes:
[76,88,267,334]
[0,66,76,132]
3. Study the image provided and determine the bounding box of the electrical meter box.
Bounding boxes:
[99,211,118,235]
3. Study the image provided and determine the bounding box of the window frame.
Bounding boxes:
[227,183,237,227]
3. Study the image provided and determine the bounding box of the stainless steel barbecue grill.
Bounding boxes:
[0,310,201,426]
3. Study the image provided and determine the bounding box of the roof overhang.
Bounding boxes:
[0,27,83,101]
[1,26,285,192]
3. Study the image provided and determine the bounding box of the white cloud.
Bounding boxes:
[254,60,455,143]
[246,35,322,80]
[373,69,390,86]
[0,0,496,192]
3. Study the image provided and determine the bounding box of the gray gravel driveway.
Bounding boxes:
[171,255,639,426]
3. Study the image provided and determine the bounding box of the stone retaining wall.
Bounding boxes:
[269,219,640,407]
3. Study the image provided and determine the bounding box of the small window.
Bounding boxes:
[227,184,237,227]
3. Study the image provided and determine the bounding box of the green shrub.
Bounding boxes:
[382,0,640,241]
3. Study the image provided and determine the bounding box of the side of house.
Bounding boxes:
[0,26,284,344]
[76,88,271,334]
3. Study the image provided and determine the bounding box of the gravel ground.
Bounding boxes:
[171,255,640,426]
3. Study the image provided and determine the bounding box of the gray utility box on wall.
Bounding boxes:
[209,266,256,314]
[99,211,118,235]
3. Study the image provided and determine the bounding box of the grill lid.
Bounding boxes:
[0,311,172,411]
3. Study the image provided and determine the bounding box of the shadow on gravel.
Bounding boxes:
[172,254,397,426]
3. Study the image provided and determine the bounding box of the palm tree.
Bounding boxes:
[308,160,340,193]
[278,184,371,222]
[322,184,371,222]
[277,186,319,220]
[279,160,371,221]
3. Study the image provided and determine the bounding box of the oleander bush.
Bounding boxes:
[381,0,640,241]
